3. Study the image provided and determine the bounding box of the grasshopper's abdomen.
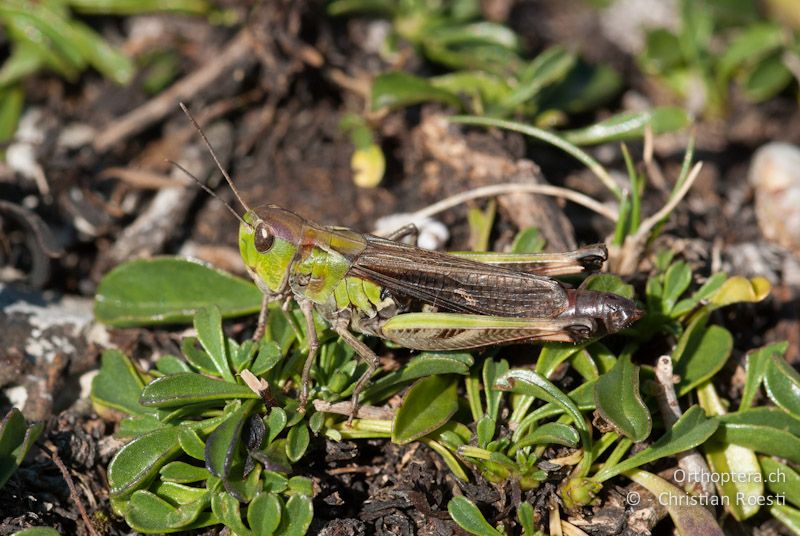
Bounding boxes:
[561,290,641,335]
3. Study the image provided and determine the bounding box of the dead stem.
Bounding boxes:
[93,30,252,153]
[654,356,715,499]
[385,183,619,229]
[44,443,100,536]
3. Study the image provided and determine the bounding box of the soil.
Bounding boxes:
[2,0,799,534]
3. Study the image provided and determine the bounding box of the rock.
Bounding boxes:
[749,142,800,255]
[0,285,109,419]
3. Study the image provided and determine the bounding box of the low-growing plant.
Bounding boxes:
[89,120,799,534]
[329,0,621,126]
[637,0,800,116]
[0,0,209,146]
[0,408,43,491]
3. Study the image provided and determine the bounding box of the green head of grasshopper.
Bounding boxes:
[239,205,305,296]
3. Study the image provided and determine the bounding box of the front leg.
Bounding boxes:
[332,319,380,425]
[252,293,270,341]
[298,299,320,412]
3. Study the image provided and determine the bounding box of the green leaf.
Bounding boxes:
[674,325,733,396]
[159,461,209,483]
[0,85,23,145]
[371,72,462,111]
[482,358,507,422]
[671,272,727,317]
[740,342,788,411]
[248,492,282,536]
[594,406,719,482]
[275,494,313,536]
[761,456,800,508]
[90,350,152,417]
[194,306,234,382]
[285,423,310,463]
[431,71,511,107]
[561,107,690,145]
[205,401,257,479]
[742,52,792,102]
[362,352,472,402]
[764,354,800,416]
[392,375,459,445]
[510,227,545,253]
[266,408,288,445]
[108,426,183,498]
[770,503,800,533]
[503,46,575,109]
[0,409,28,488]
[152,480,209,505]
[517,501,535,536]
[447,496,503,536]
[178,427,206,460]
[467,200,495,253]
[696,383,762,521]
[476,416,495,448]
[641,28,684,74]
[496,369,590,443]
[515,422,580,449]
[720,407,800,436]
[68,0,210,15]
[211,492,252,536]
[94,257,262,327]
[11,529,61,536]
[582,274,635,299]
[63,17,134,84]
[535,343,586,379]
[717,414,800,463]
[140,373,258,408]
[262,470,289,493]
[124,490,209,533]
[661,261,692,313]
[288,475,314,495]
[156,355,191,375]
[251,340,282,376]
[594,354,651,442]
[718,23,784,80]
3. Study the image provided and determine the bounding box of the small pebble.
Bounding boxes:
[749,142,800,255]
[373,213,450,250]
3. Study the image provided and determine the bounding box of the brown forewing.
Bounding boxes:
[347,235,569,318]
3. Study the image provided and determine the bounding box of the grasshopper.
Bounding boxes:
[178,105,641,420]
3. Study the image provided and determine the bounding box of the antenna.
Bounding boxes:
[168,159,251,229]
[179,102,253,214]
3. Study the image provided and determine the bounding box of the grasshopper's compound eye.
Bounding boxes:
[254,223,274,253]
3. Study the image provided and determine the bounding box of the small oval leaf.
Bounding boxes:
[392,375,458,445]
[516,422,580,449]
[594,354,651,441]
[108,426,183,498]
[248,492,282,535]
[447,496,503,536]
[94,257,262,326]
[285,423,310,463]
[140,373,258,408]
[764,354,800,416]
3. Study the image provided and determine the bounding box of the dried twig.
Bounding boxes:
[93,30,253,153]
[389,183,619,227]
[313,400,394,421]
[653,356,715,499]
[44,443,100,536]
